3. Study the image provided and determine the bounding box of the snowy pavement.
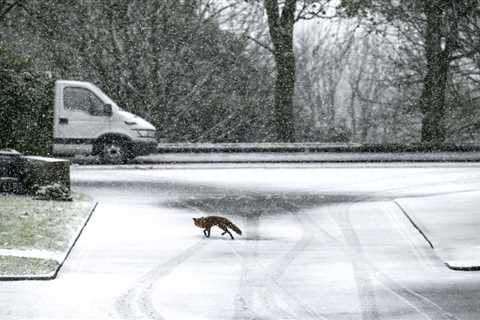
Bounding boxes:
[397,192,480,270]
[1,163,480,319]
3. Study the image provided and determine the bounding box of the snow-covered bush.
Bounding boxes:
[0,44,53,155]
[34,183,72,201]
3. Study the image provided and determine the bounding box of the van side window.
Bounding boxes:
[64,87,105,116]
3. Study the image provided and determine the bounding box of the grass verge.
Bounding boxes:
[0,193,95,279]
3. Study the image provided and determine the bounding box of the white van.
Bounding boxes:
[52,80,157,163]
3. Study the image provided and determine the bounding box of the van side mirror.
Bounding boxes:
[103,104,112,116]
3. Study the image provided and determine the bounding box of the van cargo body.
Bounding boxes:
[52,80,157,163]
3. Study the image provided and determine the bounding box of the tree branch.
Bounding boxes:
[246,34,274,53]
[201,2,238,23]
[0,0,19,20]
[295,1,335,22]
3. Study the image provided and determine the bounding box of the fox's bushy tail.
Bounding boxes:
[227,221,242,235]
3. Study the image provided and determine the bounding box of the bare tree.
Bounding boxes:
[241,0,332,142]
[339,0,479,144]
[295,21,356,142]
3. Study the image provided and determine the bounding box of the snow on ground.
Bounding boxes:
[75,164,480,318]
[396,191,480,270]
[3,164,480,319]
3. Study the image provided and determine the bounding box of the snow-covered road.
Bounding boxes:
[1,163,480,319]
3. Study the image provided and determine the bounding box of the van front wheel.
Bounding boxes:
[101,141,129,164]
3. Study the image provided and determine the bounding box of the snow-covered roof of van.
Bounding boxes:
[56,80,93,86]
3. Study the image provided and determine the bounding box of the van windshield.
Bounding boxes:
[92,84,121,111]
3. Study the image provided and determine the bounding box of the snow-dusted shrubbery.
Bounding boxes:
[0,44,53,156]
[34,183,72,202]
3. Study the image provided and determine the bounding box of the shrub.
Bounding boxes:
[0,44,54,155]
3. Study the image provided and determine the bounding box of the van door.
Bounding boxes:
[55,86,111,155]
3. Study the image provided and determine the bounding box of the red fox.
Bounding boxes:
[193,216,242,240]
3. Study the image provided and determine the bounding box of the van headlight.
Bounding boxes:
[133,129,156,138]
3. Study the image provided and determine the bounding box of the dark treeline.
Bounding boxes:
[2,0,480,154]
[1,0,274,153]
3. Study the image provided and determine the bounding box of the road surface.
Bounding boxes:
[1,163,480,319]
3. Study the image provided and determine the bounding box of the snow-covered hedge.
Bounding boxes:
[0,44,54,156]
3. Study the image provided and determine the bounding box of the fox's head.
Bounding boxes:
[193,217,204,228]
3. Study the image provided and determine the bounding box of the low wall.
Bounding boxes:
[156,142,480,153]
[21,156,70,194]
[0,151,70,195]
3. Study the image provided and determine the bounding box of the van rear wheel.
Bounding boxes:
[101,141,128,164]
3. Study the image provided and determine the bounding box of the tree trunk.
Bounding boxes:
[419,2,450,144]
[273,47,296,142]
[264,0,296,142]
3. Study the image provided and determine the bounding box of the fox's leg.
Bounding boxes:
[220,225,227,235]
[203,228,211,238]
[220,225,232,239]
[224,228,234,240]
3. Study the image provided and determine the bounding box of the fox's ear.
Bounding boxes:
[192,218,197,222]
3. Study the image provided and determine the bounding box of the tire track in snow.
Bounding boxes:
[115,241,208,319]
[185,199,269,320]
[116,203,211,320]
[332,200,461,320]
[228,241,331,320]
[231,214,272,320]
[197,200,269,320]
[179,197,282,320]
[330,202,381,320]
[228,199,330,320]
